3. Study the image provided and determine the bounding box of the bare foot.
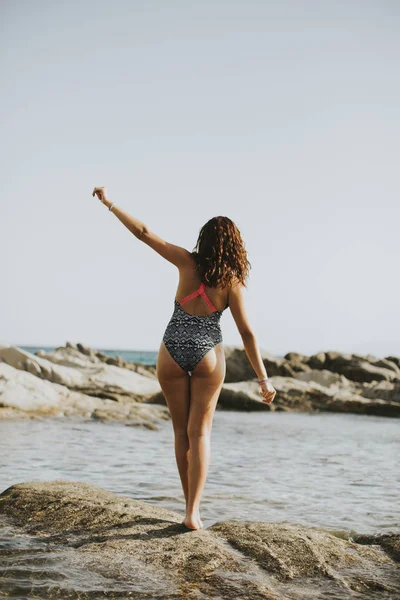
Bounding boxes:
[183,516,201,530]
[182,509,203,530]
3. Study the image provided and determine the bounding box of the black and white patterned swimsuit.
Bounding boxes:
[162,282,226,374]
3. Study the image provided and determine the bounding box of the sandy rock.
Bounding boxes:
[0,481,398,599]
[210,520,399,592]
[0,362,169,424]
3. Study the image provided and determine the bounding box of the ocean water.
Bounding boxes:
[1,411,398,535]
[20,345,159,365]
[1,410,399,598]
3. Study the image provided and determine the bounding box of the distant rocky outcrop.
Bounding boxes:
[225,347,400,384]
[221,347,400,417]
[37,341,158,377]
[0,480,398,599]
[149,369,400,418]
[1,343,399,420]
[0,344,168,426]
[0,344,160,401]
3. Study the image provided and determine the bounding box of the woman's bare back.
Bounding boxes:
[174,256,230,316]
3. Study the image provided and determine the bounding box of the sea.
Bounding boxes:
[19,345,159,365]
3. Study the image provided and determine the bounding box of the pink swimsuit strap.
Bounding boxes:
[179,282,218,312]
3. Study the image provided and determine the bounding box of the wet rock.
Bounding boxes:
[0,481,398,599]
[353,532,400,563]
[210,520,399,593]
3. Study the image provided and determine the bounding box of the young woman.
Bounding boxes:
[92,186,276,530]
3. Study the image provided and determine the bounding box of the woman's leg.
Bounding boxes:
[186,343,226,529]
[156,342,191,505]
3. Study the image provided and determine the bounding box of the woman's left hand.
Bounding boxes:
[92,186,110,207]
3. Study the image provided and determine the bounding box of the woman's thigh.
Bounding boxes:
[187,343,226,436]
[156,341,190,435]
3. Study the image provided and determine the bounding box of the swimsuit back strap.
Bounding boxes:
[179,282,218,312]
[179,287,201,305]
[198,283,218,312]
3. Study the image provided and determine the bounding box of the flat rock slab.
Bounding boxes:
[0,362,170,425]
[0,345,161,399]
[0,481,398,599]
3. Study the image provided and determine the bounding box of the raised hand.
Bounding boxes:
[92,186,109,206]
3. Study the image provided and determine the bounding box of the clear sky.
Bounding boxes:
[1,1,399,358]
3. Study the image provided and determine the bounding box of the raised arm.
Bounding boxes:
[92,186,192,268]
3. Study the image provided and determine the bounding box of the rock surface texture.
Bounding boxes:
[0,481,398,599]
[0,344,168,426]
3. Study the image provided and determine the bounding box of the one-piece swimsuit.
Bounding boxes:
[162,282,227,374]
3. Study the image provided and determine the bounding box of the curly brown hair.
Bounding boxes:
[190,216,251,288]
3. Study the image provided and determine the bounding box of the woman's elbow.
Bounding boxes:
[135,225,149,241]
[240,328,256,341]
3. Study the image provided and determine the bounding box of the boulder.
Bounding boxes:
[308,352,327,369]
[0,481,398,599]
[0,345,160,402]
[386,356,400,369]
[48,342,159,377]
[218,381,273,411]
[224,346,284,382]
[0,362,169,425]
[355,380,400,404]
[326,355,400,383]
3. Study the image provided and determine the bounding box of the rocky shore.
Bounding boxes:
[0,342,399,422]
[0,480,398,599]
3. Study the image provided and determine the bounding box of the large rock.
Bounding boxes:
[327,354,400,383]
[271,375,400,417]
[291,351,400,384]
[218,381,273,410]
[2,344,399,419]
[224,346,287,382]
[0,481,398,599]
[357,380,400,404]
[0,344,160,401]
[0,362,169,425]
[38,341,158,378]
